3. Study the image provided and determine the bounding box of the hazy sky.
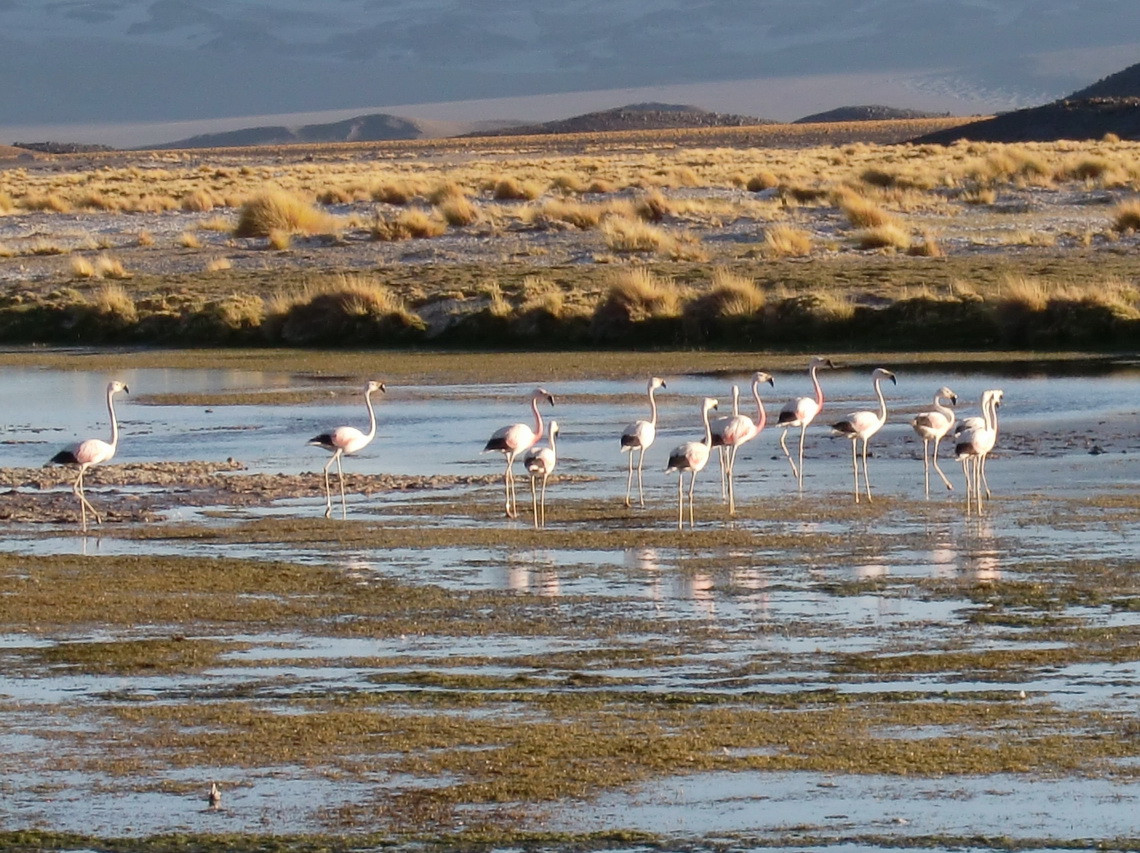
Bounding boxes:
[0,0,1135,145]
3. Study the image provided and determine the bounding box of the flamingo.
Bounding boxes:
[955,389,1003,513]
[831,368,896,503]
[523,420,559,529]
[46,379,129,532]
[665,397,719,530]
[712,372,774,515]
[484,387,555,518]
[911,386,958,496]
[777,356,835,487]
[308,380,385,519]
[620,376,666,507]
[710,384,742,502]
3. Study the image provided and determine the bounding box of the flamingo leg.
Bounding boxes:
[636,448,646,508]
[321,453,338,518]
[503,455,516,518]
[676,474,684,530]
[962,459,973,514]
[932,437,953,491]
[529,474,539,529]
[974,458,986,512]
[687,471,697,528]
[336,454,347,520]
[862,439,873,503]
[979,455,992,499]
[73,467,97,532]
[850,440,860,503]
[921,439,931,498]
[797,426,808,489]
[625,451,635,508]
[718,447,728,501]
[779,429,799,481]
[540,473,548,528]
[727,445,738,516]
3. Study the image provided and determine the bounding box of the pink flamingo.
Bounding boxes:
[47,379,129,532]
[712,372,774,515]
[308,380,385,519]
[831,368,896,503]
[911,385,958,496]
[523,420,559,529]
[955,389,1003,513]
[484,387,555,518]
[620,376,666,507]
[777,356,835,487]
[665,397,719,530]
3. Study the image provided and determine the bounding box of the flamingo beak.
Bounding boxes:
[123,385,131,394]
[766,376,775,387]
[950,394,958,405]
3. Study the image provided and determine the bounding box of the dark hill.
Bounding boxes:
[1069,62,1140,99]
[912,97,1140,144]
[794,105,948,123]
[154,113,429,149]
[466,103,772,137]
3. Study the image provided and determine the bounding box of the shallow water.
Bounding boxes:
[2,361,1140,847]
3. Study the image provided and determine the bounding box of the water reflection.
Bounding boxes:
[626,546,664,605]
[961,520,1002,583]
[504,549,560,597]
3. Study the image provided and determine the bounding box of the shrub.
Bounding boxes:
[70,256,96,279]
[205,257,232,272]
[89,283,138,326]
[601,217,676,254]
[492,177,542,201]
[181,190,217,212]
[179,232,202,249]
[907,229,943,257]
[999,274,1048,312]
[270,274,425,345]
[835,188,897,228]
[634,189,672,222]
[594,269,684,325]
[234,189,334,238]
[371,182,416,205]
[437,195,479,226]
[746,171,779,192]
[94,254,130,279]
[763,225,813,257]
[210,294,264,331]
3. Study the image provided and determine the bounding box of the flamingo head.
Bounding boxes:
[989,389,1005,409]
[533,388,555,407]
[938,385,958,406]
[548,420,560,437]
[108,380,129,395]
[366,380,386,395]
[808,356,835,370]
[872,368,897,385]
[703,397,719,413]
[649,376,666,391]
[753,371,774,388]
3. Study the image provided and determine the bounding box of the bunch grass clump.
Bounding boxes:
[763,224,813,257]
[853,223,911,251]
[1112,201,1140,233]
[234,189,335,238]
[835,188,897,228]
[370,209,448,241]
[601,217,677,254]
[268,274,425,345]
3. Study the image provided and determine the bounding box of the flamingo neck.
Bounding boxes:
[701,404,714,447]
[752,380,766,432]
[647,384,659,427]
[363,388,378,443]
[107,388,120,450]
[732,386,740,416]
[549,429,557,456]
[986,395,999,435]
[531,396,545,444]
[874,377,888,426]
[810,365,824,408]
[934,394,954,423]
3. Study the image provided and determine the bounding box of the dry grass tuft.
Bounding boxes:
[601,217,678,254]
[999,274,1049,311]
[746,171,780,192]
[492,177,542,201]
[703,268,766,317]
[763,224,813,257]
[179,232,202,249]
[22,193,72,213]
[634,189,673,222]
[181,190,217,212]
[267,274,424,344]
[205,257,232,273]
[370,209,448,241]
[597,268,685,321]
[94,254,130,279]
[907,229,943,257]
[437,195,480,227]
[70,256,96,279]
[1112,201,1140,233]
[853,224,912,251]
[89,283,138,324]
[835,188,897,228]
[234,190,335,238]
[268,230,292,250]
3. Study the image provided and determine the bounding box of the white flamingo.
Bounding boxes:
[911,385,958,496]
[523,420,559,529]
[665,397,719,530]
[956,389,1003,513]
[308,380,385,519]
[711,372,774,516]
[620,376,666,507]
[47,379,129,532]
[710,384,741,502]
[484,387,555,518]
[777,356,835,487]
[831,368,896,504]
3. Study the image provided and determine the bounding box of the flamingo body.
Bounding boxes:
[523,420,559,528]
[777,356,834,487]
[309,380,385,519]
[665,397,718,529]
[955,389,1003,513]
[711,372,773,515]
[911,386,958,495]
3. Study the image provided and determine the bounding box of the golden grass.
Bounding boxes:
[89,283,138,323]
[437,195,480,226]
[205,257,232,273]
[835,187,897,228]
[370,208,448,241]
[599,268,685,320]
[704,268,766,317]
[233,189,335,238]
[634,189,673,222]
[492,176,543,201]
[763,224,813,257]
[0,191,13,213]
[179,232,202,249]
[746,171,780,192]
[94,254,130,279]
[998,274,1049,311]
[70,256,96,279]
[601,217,677,254]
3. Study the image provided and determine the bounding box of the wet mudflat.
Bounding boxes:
[2,354,1140,851]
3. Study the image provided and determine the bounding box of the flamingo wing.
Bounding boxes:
[524,446,556,475]
[912,411,952,438]
[833,410,881,439]
[778,396,820,427]
[52,438,115,467]
[485,423,536,454]
[718,414,756,447]
[666,441,711,474]
[621,419,654,450]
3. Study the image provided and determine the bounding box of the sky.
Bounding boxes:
[0,0,1135,147]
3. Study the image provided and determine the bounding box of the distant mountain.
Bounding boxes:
[1069,62,1140,99]
[794,105,949,123]
[153,113,519,149]
[467,103,772,137]
[913,97,1140,144]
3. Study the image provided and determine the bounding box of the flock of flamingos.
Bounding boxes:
[46,357,1005,532]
